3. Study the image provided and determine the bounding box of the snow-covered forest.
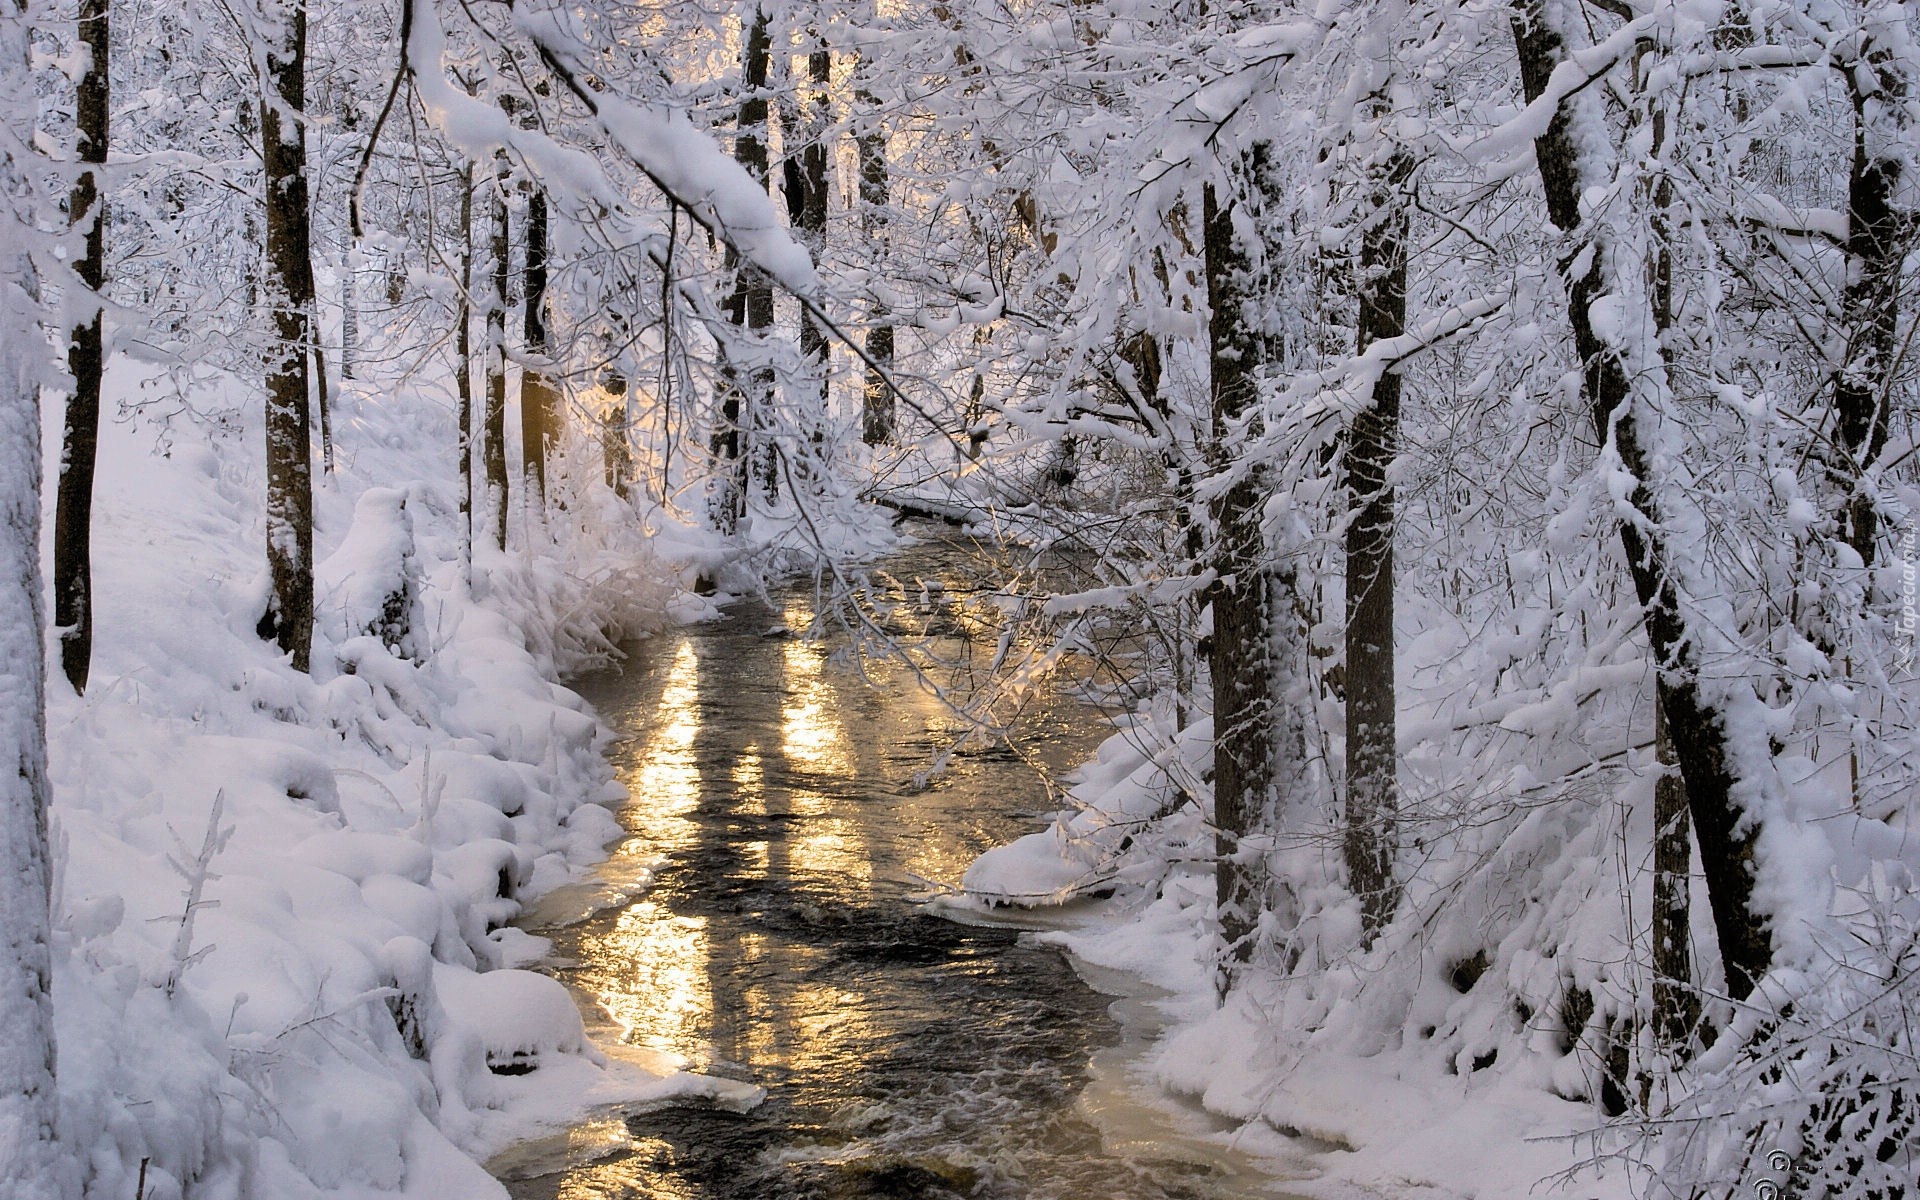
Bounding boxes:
[1,0,1916,1196]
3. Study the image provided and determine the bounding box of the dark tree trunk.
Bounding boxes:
[520,185,555,505]
[715,4,775,526]
[1343,147,1410,941]
[1834,38,1908,566]
[1203,160,1279,986]
[1652,699,1698,1054]
[261,0,315,673]
[740,8,776,501]
[863,325,894,446]
[310,293,332,474]
[710,364,744,535]
[1635,51,1697,1055]
[1512,0,1770,1000]
[601,308,633,500]
[54,0,108,695]
[484,150,510,552]
[1128,327,1203,730]
[789,40,831,456]
[856,38,894,446]
[964,371,987,459]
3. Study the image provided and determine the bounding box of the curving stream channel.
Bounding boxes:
[492,532,1308,1200]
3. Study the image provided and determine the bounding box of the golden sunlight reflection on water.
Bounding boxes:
[570,593,891,1078]
[500,544,1311,1200]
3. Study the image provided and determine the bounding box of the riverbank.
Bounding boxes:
[43,361,704,1198]
[959,715,1641,1200]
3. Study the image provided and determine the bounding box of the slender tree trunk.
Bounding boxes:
[714,5,775,526]
[340,239,356,381]
[1833,20,1908,567]
[856,31,894,446]
[484,150,509,552]
[710,369,744,535]
[260,0,315,672]
[53,0,108,695]
[1512,0,1770,999]
[601,309,633,499]
[1652,698,1698,1054]
[338,76,358,384]
[520,185,554,507]
[1344,146,1410,941]
[457,162,474,567]
[863,324,895,445]
[1204,158,1279,987]
[1129,326,1203,730]
[309,293,332,474]
[1636,46,1697,1056]
[239,98,260,313]
[796,40,831,457]
[964,371,986,459]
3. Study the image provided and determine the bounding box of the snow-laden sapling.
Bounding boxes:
[159,790,233,998]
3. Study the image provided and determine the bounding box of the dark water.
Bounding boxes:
[494,534,1300,1200]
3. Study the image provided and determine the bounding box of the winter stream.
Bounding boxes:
[489,531,1310,1200]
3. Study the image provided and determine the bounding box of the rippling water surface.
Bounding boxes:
[496,533,1306,1200]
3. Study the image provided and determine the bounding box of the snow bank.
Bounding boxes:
[961,712,1211,910]
[949,699,1658,1199]
[961,652,1920,1198]
[42,360,692,1199]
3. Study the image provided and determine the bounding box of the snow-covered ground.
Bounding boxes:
[37,347,1907,1200]
[40,359,722,1199]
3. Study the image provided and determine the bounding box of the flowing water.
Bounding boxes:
[493,532,1307,1200]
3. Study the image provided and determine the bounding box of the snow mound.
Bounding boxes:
[433,964,596,1075]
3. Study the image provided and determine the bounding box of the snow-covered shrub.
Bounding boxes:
[320,486,423,661]
[1653,876,1920,1200]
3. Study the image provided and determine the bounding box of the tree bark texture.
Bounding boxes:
[779,37,833,456]
[484,150,510,552]
[54,0,109,695]
[858,90,894,446]
[1512,0,1770,1000]
[714,4,775,528]
[1344,146,1410,941]
[1204,162,1280,983]
[520,185,555,505]
[261,0,315,673]
[1652,699,1698,1053]
[340,240,356,381]
[855,18,894,447]
[1834,23,1908,566]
